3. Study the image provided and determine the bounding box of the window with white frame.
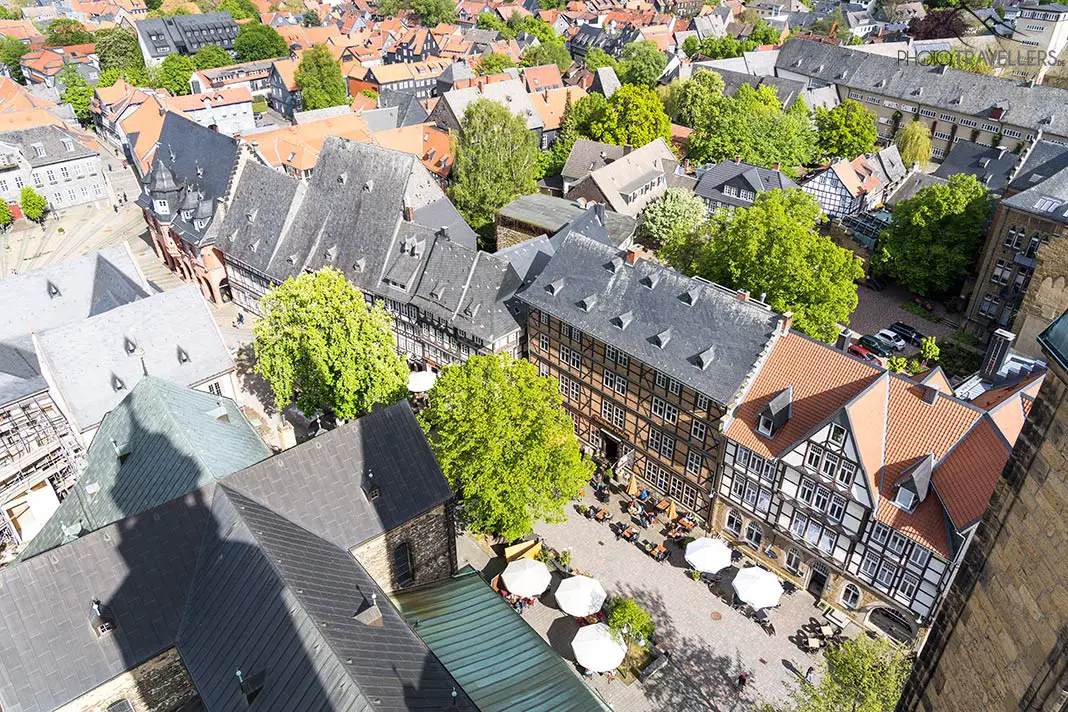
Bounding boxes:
[745,521,762,547]
[806,445,823,470]
[861,551,879,578]
[726,509,742,535]
[785,548,801,573]
[828,494,846,521]
[744,481,758,506]
[756,488,771,514]
[647,461,669,490]
[655,372,668,389]
[898,572,919,599]
[651,396,678,424]
[804,519,821,546]
[791,512,807,538]
[820,452,839,478]
[818,529,836,554]
[798,478,815,504]
[887,531,907,555]
[560,345,581,369]
[669,476,683,497]
[812,486,830,511]
[842,583,860,609]
[758,415,774,436]
[731,477,746,501]
[829,423,846,445]
[669,378,681,396]
[539,362,549,376]
[691,418,707,442]
[837,461,856,488]
[871,522,890,546]
[601,400,625,429]
[605,343,628,367]
[686,450,703,477]
[908,545,930,568]
[560,376,580,401]
[603,370,628,396]
[696,393,710,412]
[682,484,697,508]
[540,310,548,324]
[648,429,675,459]
[876,562,897,587]
[539,334,549,351]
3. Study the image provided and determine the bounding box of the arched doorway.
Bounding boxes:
[867,606,916,643]
[808,560,829,598]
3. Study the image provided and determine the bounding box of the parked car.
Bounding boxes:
[888,321,925,346]
[858,335,894,358]
[876,329,907,351]
[847,344,880,363]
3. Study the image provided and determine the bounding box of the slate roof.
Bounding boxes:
[0,402,473,712]
[134,11,239,59]
[518,229,781,407]
[591,66,620,98]
[699,66,806,109]
[378,88,431,126]
[560,138,624,184]
[19,377,270,560]
[213,138,522,343]
[439,79,544,131]
[566,138,680,216]
[886,172,946,207]
[775,38,1068,140]
[1001,140,1068,224]
[34,285,234,432]
[0,245,150,405]
[0,125,95,167]
[932,141,1017,194]
[497,193,636,247]
[694,160,798,209]
[393,567,612,712]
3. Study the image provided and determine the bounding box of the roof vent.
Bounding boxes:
[246,209,257,223]
[606,256,624,273]
[46,281,60,298]
[353,257,367,272]
[430,282,445,300]
[353,591,384,627]
[110,437,131,463]
[680,286,700,306]
[640,272,661,289]
[694,345,715,370]
[248,239,259,253]
[651,328,672,348]
[90,600,115,637]
[920,383,939,405]
[124,337,138,355]
[207,400,229,423]
[545,279,564,296]
[611,311,634,330]
[112,375,125,392]
[362,471,381,501]
[325,245,337,262]
[363,179,373,193]
[578,294,597,311]
[464,302,481,318]
[338,172,347,185]
[235,670,265,705]
[286,254,298,265]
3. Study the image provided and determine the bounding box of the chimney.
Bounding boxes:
[835,327,856,352]
[593,201,605,224]
[402,197,414,222]
[779,311,793,334]
[624,249,638,264]
[773,162,780,170]
[981,328,1016,381]
[736,289,750,301]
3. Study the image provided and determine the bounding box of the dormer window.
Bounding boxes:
[62,139,74,152]
[154,199,170,216]
[894,486,917,512]
[757,415,774,436]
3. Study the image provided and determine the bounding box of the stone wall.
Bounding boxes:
[55,648,197,712]
[351,503,455,592]
[495,221,538,251]
[899,365,1068,712]
[1018,227,1068,359]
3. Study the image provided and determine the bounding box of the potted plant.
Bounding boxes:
[688,569,701,581]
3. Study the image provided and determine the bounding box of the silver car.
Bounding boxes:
[876,329,907,351]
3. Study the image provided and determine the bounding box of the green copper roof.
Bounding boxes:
[20,377,271,560]
[393,567,613,712]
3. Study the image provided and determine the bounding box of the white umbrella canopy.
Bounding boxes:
[684,537,732,574]
[732,567,784,610]
[408,370,437,393]
[572,623,627,673]
[501,558,551,597]
[555,575,608,617]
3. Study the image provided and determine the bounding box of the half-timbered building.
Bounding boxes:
[518,223,784,521]
[715,331,1037,642]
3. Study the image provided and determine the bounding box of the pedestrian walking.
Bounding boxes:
[805,667,815,685]
[737,673,748,691]
[122,191,128,202]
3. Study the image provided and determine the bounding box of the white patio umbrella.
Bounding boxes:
[572,623,627,673]
[501,558,551,597]
[555,575,608,617]
[684,537,732,574]
[408,370,437,393]
[732,567,785,610]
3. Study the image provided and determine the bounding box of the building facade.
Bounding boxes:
[0,126,109,212]
[897,311,1068,712]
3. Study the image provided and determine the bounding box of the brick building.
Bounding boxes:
[963,140,1068,354]
[897,310,1068,711]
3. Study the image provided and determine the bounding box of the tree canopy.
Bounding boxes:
[616,39,667,87]
[302,8,320,25]
[521,41,572,72]
[450,98,539,240]
[0,37,28,84]
[234,22,288,61]
[218,0,259,19]
[193,44,233,70]
[410,0,455,24]
[686,83,815,174]
[0,201,11,230]
[418,353,593,541]
[685,34,758,60]
[769,636,911,712]
[295,43,347,110]
[46,19,94,46]
[659,69,724,128]
[638,187,707,251]
[157,53,194,95]
[253,268,408,420]
[895,120,932,168]
[605,597,655,645]
[94,28,144,72]
[584,47,617,71]
[815,99,878,160]
[665,189,863,343]
[59,67,94,125]
[477,52,517,76]
[19,186,46,222]
[874,173,992,296]
[576,83,671,149]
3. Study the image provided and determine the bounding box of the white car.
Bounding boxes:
[876,329,907,351]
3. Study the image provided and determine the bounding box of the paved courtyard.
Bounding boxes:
[850,283,958,344]
[461,491,858,712]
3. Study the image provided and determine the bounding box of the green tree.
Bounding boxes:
[616,39,666,87]
[815,99,878,159]
[45,18,93,46]
[295,43,347,110]
[682,34,700,58]
[584,46,617,71]
[450,97,538,238]
[234,22,288,61]
[874,174,992,296]
[605,597,655,645]
[886,356,907,373]
[477,51,516,76]
[895,120,932,168]
[376,0,400,15]
[770,636,911,712]
[302,8,320,25]
[218,0,259,18]
[411,0,455,24]
[509,15,558,44]
[919,336,940,365]
[659,69,724,127]
[696,34,757,60]
[477,13,515,39]
[0,36,28,84]
[19,186,46,222]
[0,201,12,230]
[157,53,194,95]
[538,92,578,178]
[585,84,671,148]
[59,67,93,125]
[94,28,144,72]
[521,41,571,72]
[253,268,408,420]
[639,187,707,250]
[670,189,864,343]
[97,67,121,87]
[193,44,233,70]
[418,353,593,540]
[749,21,782,44]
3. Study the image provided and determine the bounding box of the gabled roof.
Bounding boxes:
[933,140,1016,194]
[560,137,624,182]
[497,193,636,246]
[530,85,585,131]
[19,377,270,560]
[694,160,798,206]
[573,138,680,215]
